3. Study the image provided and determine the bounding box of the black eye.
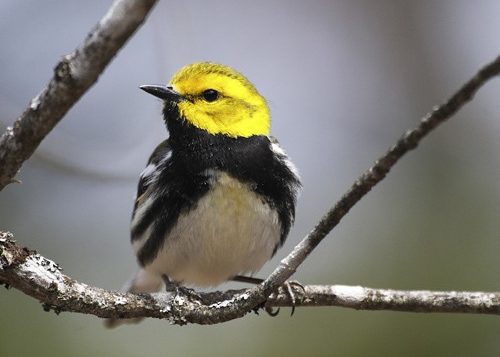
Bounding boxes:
[202,89,219,102]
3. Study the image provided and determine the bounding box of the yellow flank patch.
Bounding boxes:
[169,62,270,138]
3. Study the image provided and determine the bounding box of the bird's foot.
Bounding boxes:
[232,275,304,316]
[161,275,201,301]
[260,280,305,316]
[278,280,305,316]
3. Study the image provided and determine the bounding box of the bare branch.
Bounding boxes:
[0,0,499,324]
[0,233,269,324]
[2,55,500,324]
[2,233,500,324]
[267,285,500,315]
[0,0,158,191]
[261,55,500,296]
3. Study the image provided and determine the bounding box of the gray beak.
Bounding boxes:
[139,85,182,103]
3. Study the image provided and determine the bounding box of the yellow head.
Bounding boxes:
[142,63,270,138]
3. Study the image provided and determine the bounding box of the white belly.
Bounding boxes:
[146,172,281,287]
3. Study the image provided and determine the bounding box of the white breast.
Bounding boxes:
[145,171,281,287]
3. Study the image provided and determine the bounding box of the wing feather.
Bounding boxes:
[132,140,171,218]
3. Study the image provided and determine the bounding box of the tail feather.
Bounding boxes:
[104,269,163,329]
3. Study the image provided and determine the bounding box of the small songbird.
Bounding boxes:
[106,62,300,327]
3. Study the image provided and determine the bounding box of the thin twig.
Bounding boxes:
[0,0,499,323]
[267,285,500,315]
[2,55,500,324]
[1,55,500,324]
[260,55,500,296]
[0,0,157,191]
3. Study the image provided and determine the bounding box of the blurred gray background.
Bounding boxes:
[2,1,500,356]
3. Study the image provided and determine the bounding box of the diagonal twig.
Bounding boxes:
[2,54,500,323]
[0,0,499,324]
[260,55,500,297]
[0,0,158,191]
[2,55,500,324]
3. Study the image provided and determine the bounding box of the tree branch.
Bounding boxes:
[0,0,158,191]
[2,233,500,323]
[260,55,500,297]
[2,55,500,324]
[267,285,500,314]
[0,0,499,325]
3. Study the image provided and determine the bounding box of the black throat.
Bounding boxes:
[133,104,299,266]
[163,105,274,177]
[133,103,299,267]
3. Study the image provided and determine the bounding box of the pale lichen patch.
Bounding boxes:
[209,292,250,309]
[114,296,127,305]
[30,96,41,111]
[0,249,14,268]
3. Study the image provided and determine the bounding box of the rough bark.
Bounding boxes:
[0,0,158,190]
[2,233,500,325]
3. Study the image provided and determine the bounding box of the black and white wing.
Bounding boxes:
[268,135,301,250]
[269,136,301,184]
[130,139,171,242]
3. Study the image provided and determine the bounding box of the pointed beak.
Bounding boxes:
[139,85,182,103]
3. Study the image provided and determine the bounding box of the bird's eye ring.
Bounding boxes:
[201,89,219,102]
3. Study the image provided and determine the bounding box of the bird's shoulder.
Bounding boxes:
[147,139,171,167]
[134,139,172,207]
[268,135,279,145]
[267,136,300,179]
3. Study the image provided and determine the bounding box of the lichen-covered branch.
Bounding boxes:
[0,232,251,325]
[2,55,500,323]
[2,233,500,324]
[267,285,500,315]
[0,0,158,191]
[0,0,499,325]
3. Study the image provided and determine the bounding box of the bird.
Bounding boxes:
[105,62,300,327]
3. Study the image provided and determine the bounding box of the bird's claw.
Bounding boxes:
[162,274,201,300]
[281,280,305,316]
[264,280,304,316]
[265,305,280,316]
